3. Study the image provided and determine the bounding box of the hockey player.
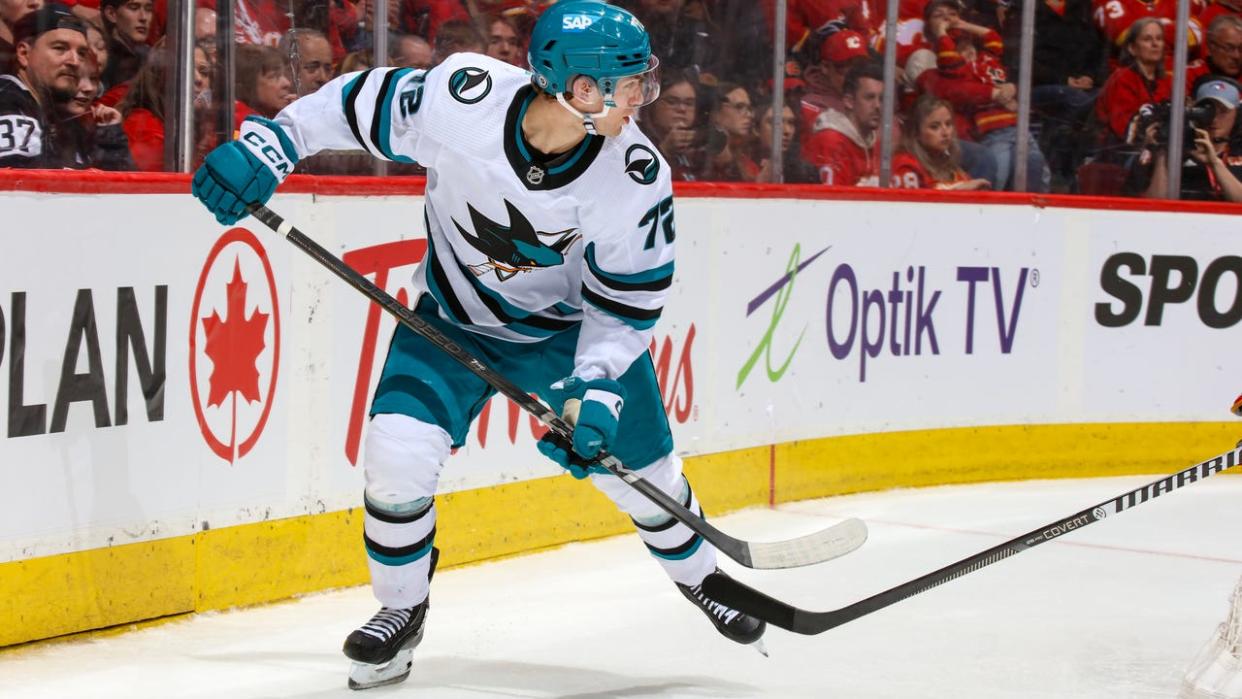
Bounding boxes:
[190,0,766,690]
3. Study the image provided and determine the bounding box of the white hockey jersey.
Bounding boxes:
[249,53,676,383]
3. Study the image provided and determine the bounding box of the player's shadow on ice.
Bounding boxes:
[232,654,758,699]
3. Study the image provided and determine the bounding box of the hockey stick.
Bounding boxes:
[702,443,1242,632]
[245,203,867,570]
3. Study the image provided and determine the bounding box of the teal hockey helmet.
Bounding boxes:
[528,1,660,109]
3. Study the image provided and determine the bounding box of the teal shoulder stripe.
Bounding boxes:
[585,243,674,286]
[376,68,416,164]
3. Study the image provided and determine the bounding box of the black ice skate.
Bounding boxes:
[344,547,440,690]
[677,569,769,656]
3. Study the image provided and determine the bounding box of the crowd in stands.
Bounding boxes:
[4,0,1242,200]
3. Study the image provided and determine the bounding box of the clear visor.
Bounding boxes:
[604,55,661,109]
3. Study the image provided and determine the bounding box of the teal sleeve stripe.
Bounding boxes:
[341,73,362,113]
[242,115,300,164]
[376,68,416,164]
[585,242,674,289]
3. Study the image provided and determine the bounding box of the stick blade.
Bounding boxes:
[746,517,868,569]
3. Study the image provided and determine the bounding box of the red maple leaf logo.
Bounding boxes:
[201,258,269,408]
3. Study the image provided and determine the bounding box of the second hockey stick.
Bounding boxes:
[702,443,1242,631]
[246,203,867,570]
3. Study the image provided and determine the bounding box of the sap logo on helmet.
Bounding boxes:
[563,14,594,31]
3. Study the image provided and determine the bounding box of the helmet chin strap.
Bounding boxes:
[555,93,613,135]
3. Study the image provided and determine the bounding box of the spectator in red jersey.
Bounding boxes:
[1095,16,1173,143]
[120,41,212,171]
[51,49,133,168]
[279,28,333,98]
[892,94,991,188]
[704,81,761,181]
[1189,14,1242,84]
[640,68,707,180]
[919,6,1050,190]
[1137,76,1242,200]
[431,18,483,65]
[99,0,149,91]
[799,27,869,149]
[235,43,293,119]
[391,33,432,69]
[1092,0,1204,64]
[754,97,820,183]
[484,13,523,67]
[806,60,883,185]
[1,0,43,69]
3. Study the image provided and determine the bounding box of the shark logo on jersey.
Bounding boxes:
[624,144,659,185]
[453,199,580,281]
[449,67,493,104]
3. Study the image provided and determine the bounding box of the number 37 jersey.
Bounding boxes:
[256,53,676,382]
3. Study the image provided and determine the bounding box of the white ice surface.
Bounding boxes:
[3,475,1242,699]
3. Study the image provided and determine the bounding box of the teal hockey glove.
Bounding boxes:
[536,376,626,479]
[192,116,298,225]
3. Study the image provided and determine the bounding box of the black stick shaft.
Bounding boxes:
[706,444,1242,633]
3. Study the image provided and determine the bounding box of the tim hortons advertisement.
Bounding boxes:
[1,191,1236,562]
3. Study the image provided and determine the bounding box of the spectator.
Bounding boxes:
[194,6,215,62]
[1095,16,1172,143]
[82,16,105,71]
[754,97,820,183]
[391,33,432,69]
[640,68,707,180]
[51,50,132,168]
[1003,0,1103,117]
[1189,15,1242,84]
[235,42,292,120]
[1092,0,1204,65]
[622,0,724,82]
[0,3,86,168]
[1138,76,1242,200]
[339,48,372,73]
[805,60,883,186]
[484,13,522,67]
[920,8,1050,190]
[799,28,869,145]
[280,28,333,97]
[431,18,482,65]
[98,0,150,91]
[1,0,43,69]
[704,81,760,181]
[892,94,991,188]
[120,42,212,171]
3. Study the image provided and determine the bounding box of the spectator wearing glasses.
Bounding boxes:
[0,3,86,168]
[640,68,706,180]
[1189,15,1242,84]
[280,28,333,98]
[806,60,883,186]
[705,81,760,181]
[1137,76,1242,201]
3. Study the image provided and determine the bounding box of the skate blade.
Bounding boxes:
[750,637,769,658]
[347,649,413,691]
